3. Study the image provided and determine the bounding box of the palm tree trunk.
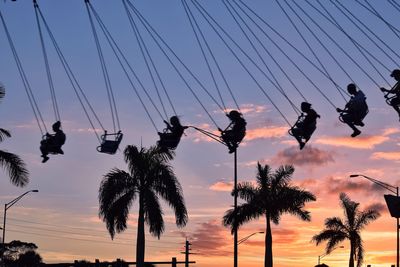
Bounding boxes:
[349,240,354,267]
[265,214,273,267]
[136,195,145,267]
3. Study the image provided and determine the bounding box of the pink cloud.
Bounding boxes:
[315,128,399,149]
[371,152,400,161]
[209,181,234,192]
[365,202,387,214]
[185,220,231,256]
[297,176,385,196]
[271,146,335,167]
[315,135,389,149]
[245,126,288,141]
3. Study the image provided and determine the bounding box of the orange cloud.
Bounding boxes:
[297,176,385,196]
[315,135,389,149]
[187,220,231,256]
[209,181,234,192]
[371,152,400,161]
[315,128,399,149]
[271,146,335,167]
[245,126,288,141]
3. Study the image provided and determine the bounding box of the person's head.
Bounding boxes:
[391,69,400,81]
[300,102,312,112]
[170,116,181,126]
[227,110,241,121]
[347,83,357,95]
[52,121,61,132]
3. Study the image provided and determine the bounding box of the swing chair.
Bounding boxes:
[97,131,123,154]
[85,0,124,154]
[288,113,317,149]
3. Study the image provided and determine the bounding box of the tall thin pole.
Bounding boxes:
[2,204,6,266]
[397,186,399,267]
[233,149,238,267]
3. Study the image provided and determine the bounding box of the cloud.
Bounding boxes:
[365,202,387,214]
[324,176,385,195]
[315,128,399,149]
[271,146,335,167]
[297,175,385,196]
[209,181,234,192]
[371,152,400,161]
[315,135,389,149]
[245,126,288,141]
[185,220,231,256]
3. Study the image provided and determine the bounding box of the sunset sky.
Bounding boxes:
[1,1,400,266]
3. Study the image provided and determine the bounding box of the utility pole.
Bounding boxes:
[181,238,192,267]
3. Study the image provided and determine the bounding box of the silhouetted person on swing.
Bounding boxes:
[40,121,66,163]
[158,116,188,151]
[219,110,246,153]
[336,83,368,138]
[291,102,320,150]
[380,69,400,121]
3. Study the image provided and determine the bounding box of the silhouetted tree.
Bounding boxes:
[3,240,41,266]
[312,193,380,267]
[0,84,29,187]
[99,145,188,267]
[17,250,42,267]
[223,163,316,267]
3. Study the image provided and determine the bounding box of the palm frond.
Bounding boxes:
[256,163,271,189]
[340,192,358,228]
[355,235,364,267]
[312,229,347,246]
[222,201,263,234]
[143,189,164,238]
[0,150,29,187]
[0,83,5,101]
[272,165,295,186]
[0,128,11,143]
[153,167,187,227]
[355,209,380,231]
[98,168,137,238]
[235,182,257,202]
[325,217,347,231]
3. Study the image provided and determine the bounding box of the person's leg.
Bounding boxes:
[343,114,361,137]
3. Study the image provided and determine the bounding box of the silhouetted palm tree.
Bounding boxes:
[0,84,29,187]
[223,163,316,267]
[312,193,380,267]
[98,145,188,267]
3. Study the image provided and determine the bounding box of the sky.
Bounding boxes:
[1,0,400,266]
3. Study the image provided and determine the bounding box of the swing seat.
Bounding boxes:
[158,135,180,150]
[383,93,400,107]
[288,114,316,141]
[41,133,66,155]
[97,131,123,155]
[339,107,369,124]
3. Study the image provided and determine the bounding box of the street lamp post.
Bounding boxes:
[1,190,38,264]
[237,231,264,245]
[318,246,344,265]
[350,174,399,267]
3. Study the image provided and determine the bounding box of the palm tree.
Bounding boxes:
[0,83,29,187]
[223,163,316,267]
[98,145,188,267]
[312,193,380,267]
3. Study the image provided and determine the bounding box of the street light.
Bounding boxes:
[1,190,38,264]
[350,174,399,267]
[318,246,344,265]
[237,231,264,245]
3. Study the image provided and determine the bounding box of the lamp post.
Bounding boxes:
[1,190,38,264]
[350,174,399,267]
[237,231,264,245]
[318,246,344,265]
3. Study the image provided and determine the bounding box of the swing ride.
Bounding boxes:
[1,0,400,159]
